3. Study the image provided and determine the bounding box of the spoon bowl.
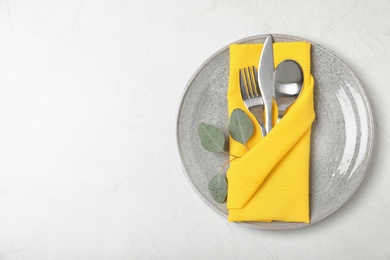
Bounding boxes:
[274,60,304,122]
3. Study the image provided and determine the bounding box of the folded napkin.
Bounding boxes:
[226,42,315,223]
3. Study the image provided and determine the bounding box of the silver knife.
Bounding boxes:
[258,35,274,135]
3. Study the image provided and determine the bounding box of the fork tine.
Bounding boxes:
[239,69,249,99]
[252,66,261,97]
[250,66,259,97]
[248,66,256,97]
[244,67,254,97]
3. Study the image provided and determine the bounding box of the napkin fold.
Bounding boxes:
[226,42,315,223]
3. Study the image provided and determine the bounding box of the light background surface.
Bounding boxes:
[0,0,388,259]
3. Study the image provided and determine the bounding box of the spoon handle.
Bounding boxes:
[277,111,284,123]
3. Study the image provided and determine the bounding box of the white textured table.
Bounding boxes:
[0,0,388,259]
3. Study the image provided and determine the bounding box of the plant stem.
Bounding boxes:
[218,160,230,174]
[222,151,241,159]
[218,156,239,174]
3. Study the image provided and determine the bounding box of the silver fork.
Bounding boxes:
[239,66,266,137]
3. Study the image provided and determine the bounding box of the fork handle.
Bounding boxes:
[259,123,266,138]
[254,116,266,137]
[249,106,266,137]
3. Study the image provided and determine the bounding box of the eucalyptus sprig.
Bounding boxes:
[198,108,255,203]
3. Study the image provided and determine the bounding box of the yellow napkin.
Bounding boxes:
[226,42,315,223]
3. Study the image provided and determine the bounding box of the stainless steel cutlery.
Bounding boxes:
[274,60,303,123]
[239,34,303,134]
[258,35,275,135]
[239,66,266,137]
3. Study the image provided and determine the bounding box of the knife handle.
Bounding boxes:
[264,103,273,134]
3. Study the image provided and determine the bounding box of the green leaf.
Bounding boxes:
[208,174,228,203]
[198,123,225,153]
[228,108,254,146]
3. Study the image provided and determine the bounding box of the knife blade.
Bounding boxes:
[258,35,274,135]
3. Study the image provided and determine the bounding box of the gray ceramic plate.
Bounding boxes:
[176,34,374,230]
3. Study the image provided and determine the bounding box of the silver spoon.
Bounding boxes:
[273,60,304,123]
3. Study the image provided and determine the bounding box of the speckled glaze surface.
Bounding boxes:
[176,34,374,230]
